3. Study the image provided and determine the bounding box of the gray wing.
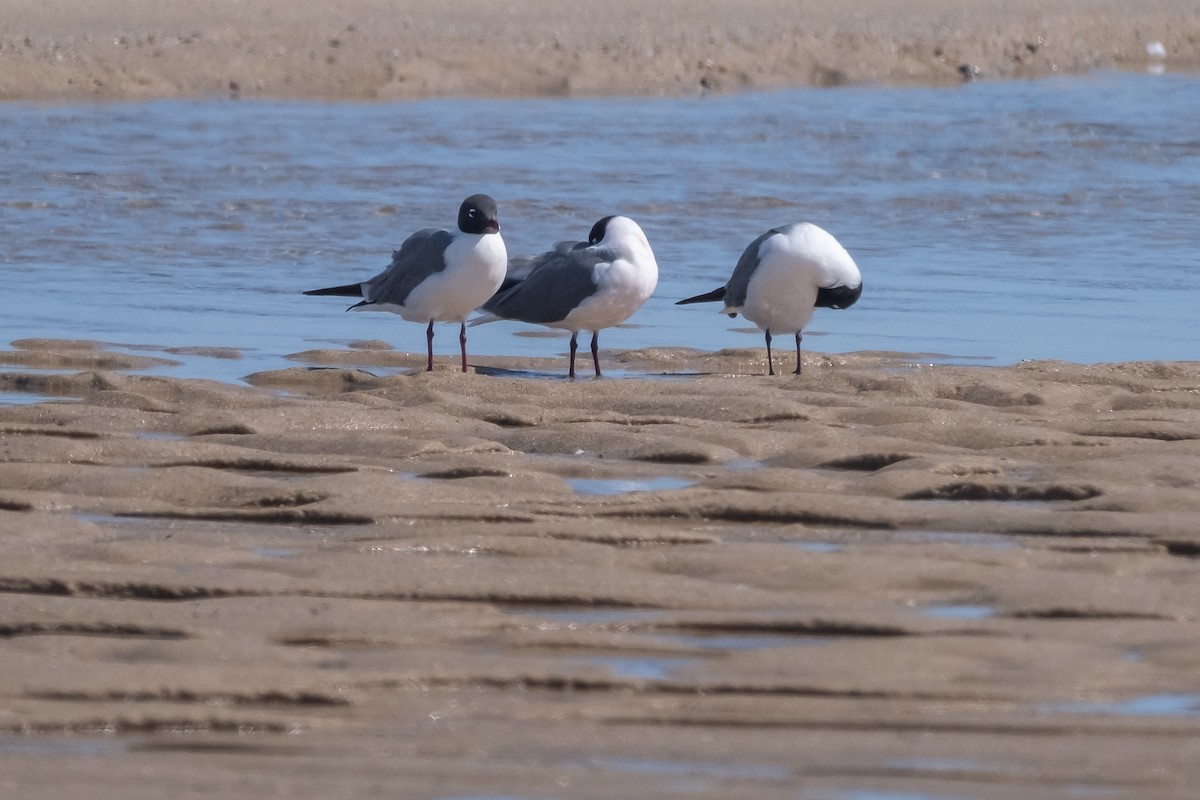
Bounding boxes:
[500,239,584,288]
[482,241,608,325]
[723,227,783,307]
[494,247,552,292]
[359,228,454,307]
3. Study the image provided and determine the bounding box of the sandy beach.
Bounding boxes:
[3,1,1200,796]
[3,339,1200,797]
[1,0,1197,101]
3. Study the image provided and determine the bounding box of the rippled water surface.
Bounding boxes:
[2,72,1197,383]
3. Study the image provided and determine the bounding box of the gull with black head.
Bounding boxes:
[304,194,506,372]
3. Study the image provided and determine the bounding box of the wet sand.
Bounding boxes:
[5,1,1200,794]
[1,0,1197,101]
[3,338,1200,797]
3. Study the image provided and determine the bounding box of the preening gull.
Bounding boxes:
[677,222,862,375]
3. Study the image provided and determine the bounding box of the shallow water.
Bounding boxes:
[919,604,998,620]
[578,655,697,681]
[2,71,1198,385]
[1050,693,1200,717]
[0,734,127,757]
[565,476,695,495]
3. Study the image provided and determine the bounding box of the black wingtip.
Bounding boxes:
[303,283,364,298]
[676,287,727,305]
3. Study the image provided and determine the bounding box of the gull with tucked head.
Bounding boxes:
[677,222,862,376]
[471,215,658,379]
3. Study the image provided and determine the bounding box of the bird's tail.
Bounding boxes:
[676,287,727,305]
[467,312,500,328]
[303,283,363,298]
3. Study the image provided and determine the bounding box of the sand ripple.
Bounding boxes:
[3,340,1200,796]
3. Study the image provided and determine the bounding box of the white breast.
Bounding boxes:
[559,218,658,332]
[399,232,507,323]
[740,223,859,334]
